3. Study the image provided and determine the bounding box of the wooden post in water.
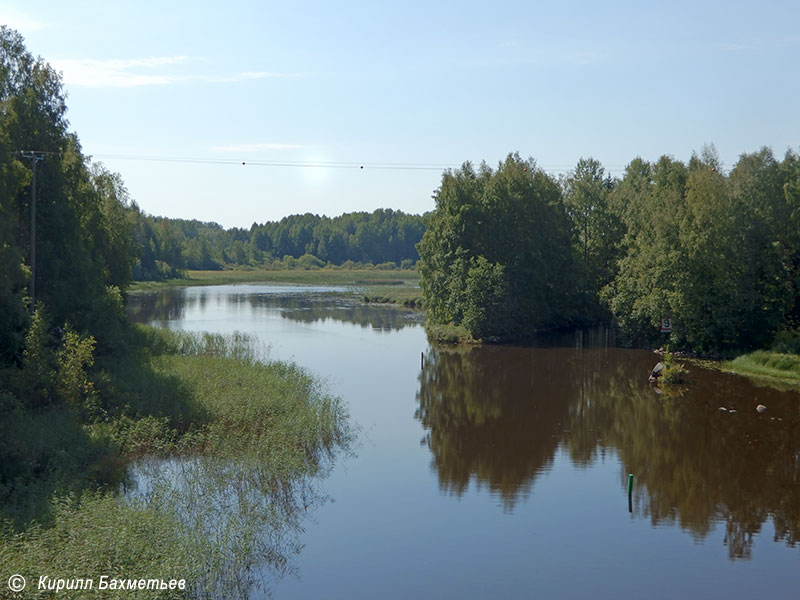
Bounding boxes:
[421,352,424,370]
[627,474,634,512]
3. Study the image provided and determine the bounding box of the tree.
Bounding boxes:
[0,27,136,355]
[418,153,580,339]
[562,158,622,315]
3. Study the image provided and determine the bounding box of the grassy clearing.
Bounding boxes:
[726,351,800,384]
[1,327,353,598]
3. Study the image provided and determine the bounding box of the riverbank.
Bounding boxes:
[1,327,352,598]
[724,350,800,384]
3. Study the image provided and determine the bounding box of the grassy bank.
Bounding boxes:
[1,327,352,598]
[725,350,800,384]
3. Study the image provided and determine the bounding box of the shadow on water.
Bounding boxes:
[417,332,800,560]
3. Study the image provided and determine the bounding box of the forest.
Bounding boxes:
[419,151,800,352]
[129,208,426,280]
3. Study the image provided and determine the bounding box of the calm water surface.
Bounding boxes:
[128,285,800,599]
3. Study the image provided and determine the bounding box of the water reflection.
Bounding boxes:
[126,455,336,598]
[128,289,189,324]
[417,343,800,559]
[128,287,422,332]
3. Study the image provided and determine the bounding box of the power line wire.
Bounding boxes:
[91,153,630,173]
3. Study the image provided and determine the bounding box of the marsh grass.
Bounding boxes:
[2,327,354,598]
[1,492,194,599]
[727,351,800,383]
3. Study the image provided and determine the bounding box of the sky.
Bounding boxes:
[2,0,799,229]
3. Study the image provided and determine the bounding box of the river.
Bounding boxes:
[128,284,800,599]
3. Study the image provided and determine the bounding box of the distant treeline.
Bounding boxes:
[131,208,426,280]
[420,150,800,352]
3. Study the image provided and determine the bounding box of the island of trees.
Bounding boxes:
[418,151,800,353]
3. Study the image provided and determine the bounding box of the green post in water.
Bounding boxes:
[628,474,634,495]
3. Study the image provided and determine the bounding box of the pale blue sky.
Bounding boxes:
[3,1,798,228]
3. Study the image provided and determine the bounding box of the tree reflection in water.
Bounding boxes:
[416,341,800,560]
[128,288,422,332]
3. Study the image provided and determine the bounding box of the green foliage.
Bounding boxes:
[418,153,580,340]
[19,307,57,406]
[727,351,800,382]
[54,327,100,418]
[18,308,100,416]
[424,323,476,345]
[605,146,800,352]
[1,492,194,600]
[297,252,325,269]
[0,119,29,363]
[562,157,623,315]
[128,208,427,281]
[461,256,512,340]
[660,349,688,384]
[770,330,800,354]
[0,27,139,361]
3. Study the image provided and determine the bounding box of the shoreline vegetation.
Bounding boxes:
[1,326,353,598]
[131,270,800,385]
[725,351,800,384]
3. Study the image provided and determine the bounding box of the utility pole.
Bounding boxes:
[20,151,45,311]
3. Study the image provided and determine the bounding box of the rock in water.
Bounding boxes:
[756,404,767,413]
[649,362,665,382]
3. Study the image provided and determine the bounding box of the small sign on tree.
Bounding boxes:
[660,318,673,333]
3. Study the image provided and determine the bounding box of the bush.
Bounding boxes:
[660,349,688,384]
[297,253,325,270]
[425,323,476,345]
[770,330,800,354]
[55,327,100,419]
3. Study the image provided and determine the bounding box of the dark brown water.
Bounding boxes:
[129,285,800,599]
